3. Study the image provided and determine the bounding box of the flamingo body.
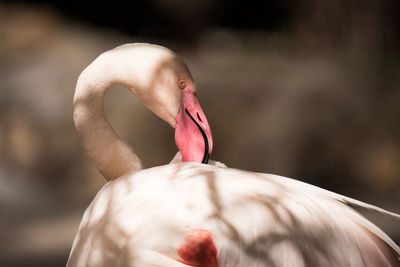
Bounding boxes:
[67,162,400,266]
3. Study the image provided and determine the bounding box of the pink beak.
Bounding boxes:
[175,88,213,164]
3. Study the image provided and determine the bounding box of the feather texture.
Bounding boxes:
[67,162,400,267]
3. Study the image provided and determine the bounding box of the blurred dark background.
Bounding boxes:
[1,0,399,266]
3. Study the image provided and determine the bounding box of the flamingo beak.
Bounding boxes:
[175,88,213,164]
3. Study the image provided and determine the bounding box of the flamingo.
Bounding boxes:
[67,43,400,267]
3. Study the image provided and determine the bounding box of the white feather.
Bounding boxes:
[67,162,400,267]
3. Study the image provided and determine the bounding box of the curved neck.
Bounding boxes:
[74,66,143,180]
[73,43,194,181]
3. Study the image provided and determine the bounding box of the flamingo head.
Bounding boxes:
[120,44,213,164]
[174,80,213,164]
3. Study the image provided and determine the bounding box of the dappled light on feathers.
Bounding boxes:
[68,43,400,267]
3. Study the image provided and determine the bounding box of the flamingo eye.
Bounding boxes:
[179,80,186,89]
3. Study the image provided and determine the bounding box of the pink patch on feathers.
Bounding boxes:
[177,229,219,267]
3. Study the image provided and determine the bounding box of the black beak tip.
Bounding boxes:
[202,153,210,164]
[185,109,210,165]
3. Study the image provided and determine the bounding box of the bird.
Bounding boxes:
[67,43,400,267]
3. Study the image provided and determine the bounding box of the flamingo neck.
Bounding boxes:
[74,70,142,180]
[73,43,194,180]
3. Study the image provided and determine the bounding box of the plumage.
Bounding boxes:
[67,161,400,266]
[68,43,400,266]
